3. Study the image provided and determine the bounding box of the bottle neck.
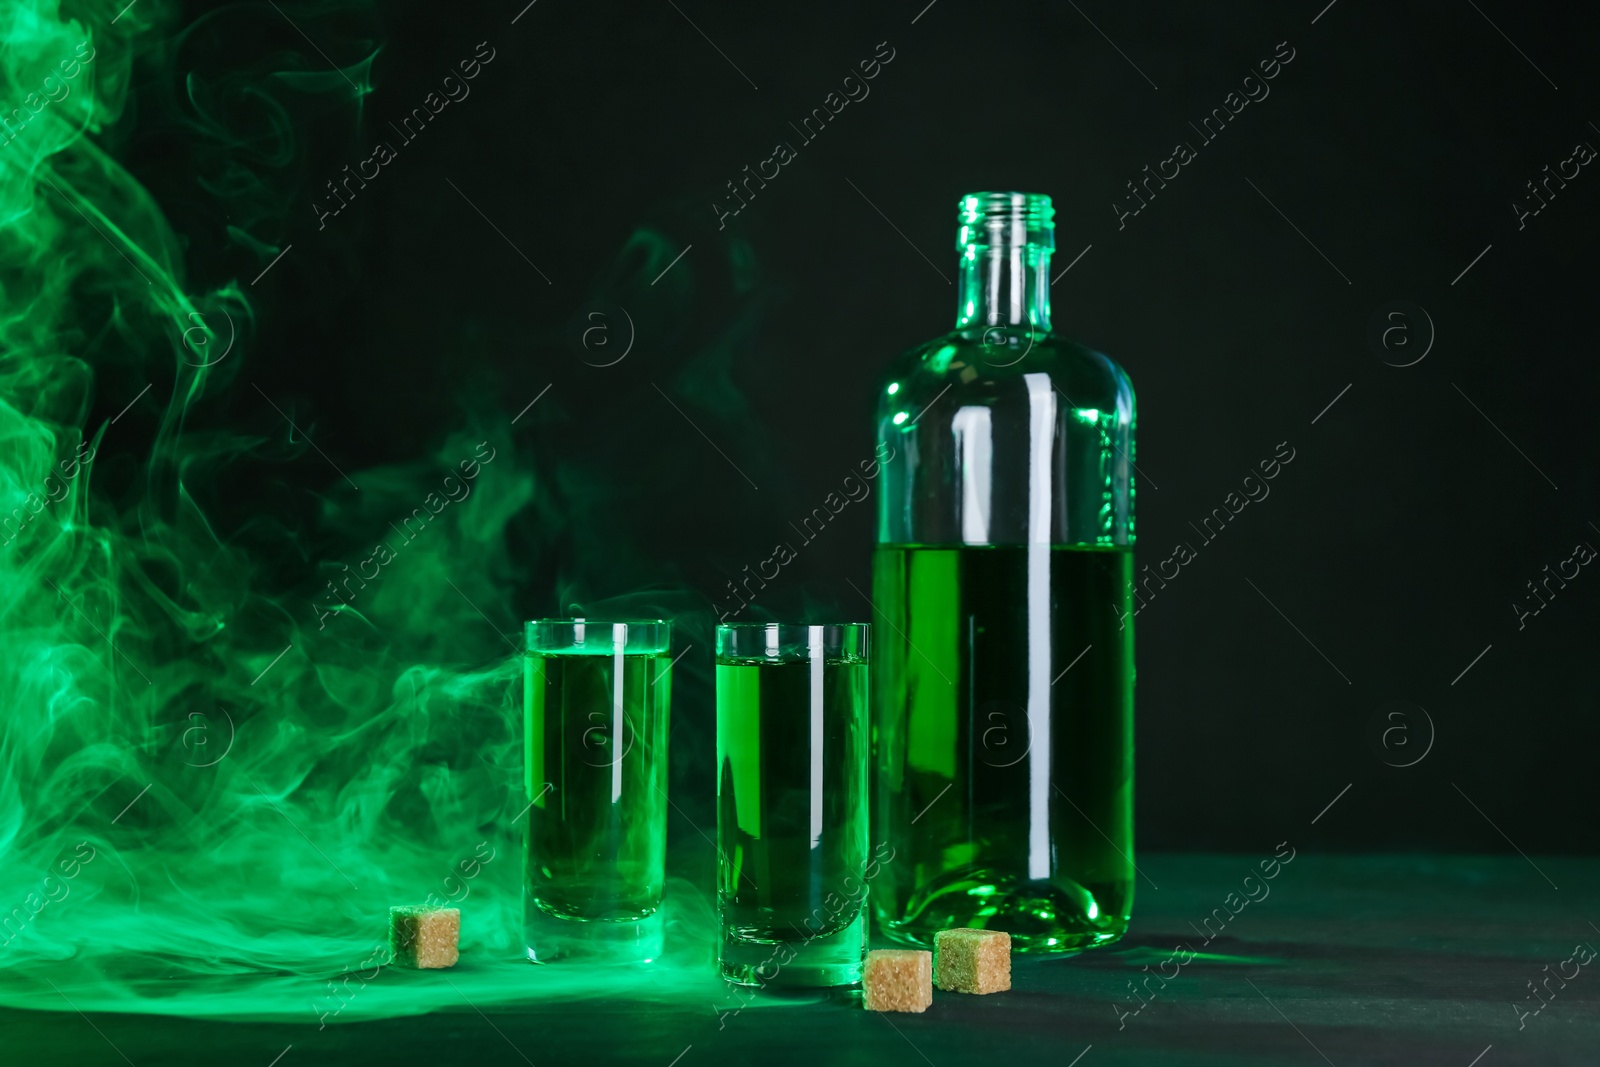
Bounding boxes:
[955,243,1053,332]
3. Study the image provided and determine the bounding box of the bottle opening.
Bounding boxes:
[954,192,1054,330]
[957,191,1055,252]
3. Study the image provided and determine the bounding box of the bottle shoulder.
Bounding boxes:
[878,329,1135,412]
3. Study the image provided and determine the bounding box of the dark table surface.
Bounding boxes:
[3,854,1595,1067]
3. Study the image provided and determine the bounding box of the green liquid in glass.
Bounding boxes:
[871,543,1134,953]
[716,655,869,984]
[524,649,670,926]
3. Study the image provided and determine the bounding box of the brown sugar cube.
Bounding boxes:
[862,949,932,1013]
[934,928,1010,994]
[389,906,460,969]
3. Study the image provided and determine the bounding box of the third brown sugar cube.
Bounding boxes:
[934,928,1011,994]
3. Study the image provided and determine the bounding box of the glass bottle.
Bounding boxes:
[871,192,1136,954]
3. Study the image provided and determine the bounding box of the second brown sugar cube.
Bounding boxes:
[934,928,1011,994]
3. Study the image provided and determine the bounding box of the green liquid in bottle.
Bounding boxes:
[524,649,671,925]
[717,655,869,985]
[871,543,1134,953]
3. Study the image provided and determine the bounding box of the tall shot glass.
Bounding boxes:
[524,619,672,963]
[716,623,871,987]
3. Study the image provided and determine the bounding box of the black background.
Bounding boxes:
[173,0,1599,855]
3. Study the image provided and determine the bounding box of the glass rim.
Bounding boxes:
[525,618,671,655]
[957,190,1055,252]
[714,621,868,632]
[525,617,670,627]
[715,621,869,662]
[958,190,1054,219]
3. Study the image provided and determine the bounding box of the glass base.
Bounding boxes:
[876,918,1126,956]
[876,872,1132,955]
[719,912,864,988]
[525,907,663,964]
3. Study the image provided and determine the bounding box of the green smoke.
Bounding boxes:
[0,0,744,1025]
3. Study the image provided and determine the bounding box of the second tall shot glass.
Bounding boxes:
[524,619,672,963]
[715,622,871,987]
